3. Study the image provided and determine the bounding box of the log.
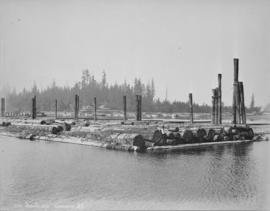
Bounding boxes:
[196,128,207,141]
[106,133,145,149]
[182,129,194,143]
[152,130,166,145]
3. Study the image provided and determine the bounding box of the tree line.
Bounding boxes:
[3,70,259,113]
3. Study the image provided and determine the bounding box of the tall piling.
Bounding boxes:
[189,93,194,124]
[123,95,127,121]
[214,89,219,125]
[233,58,239,124]
[32,96,37,119]
[55,99,58,119]
[239,82,246,124]
[136,95,142,121]
[94,97,97,121]
[139,95,142,121]
[1,97,5,117]
[74,95,77,119]
[211,89,216,124]
[75,94,79,119]
[218,74,222,124]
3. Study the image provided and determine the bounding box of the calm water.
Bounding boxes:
[0,135,269,210]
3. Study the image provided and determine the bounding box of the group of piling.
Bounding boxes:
[233,58,246,124]
[211,74,222,125]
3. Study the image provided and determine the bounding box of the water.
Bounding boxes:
[0,135,269,210]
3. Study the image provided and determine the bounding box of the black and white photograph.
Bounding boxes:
[0,0,269,210]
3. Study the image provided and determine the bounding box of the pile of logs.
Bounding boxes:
[141,125,255,148]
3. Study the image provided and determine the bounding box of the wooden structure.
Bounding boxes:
[123,95,127,121]
[55,99,58,119]
[189,93,194,124]
[75,94,79,119]
[232,58,246,124]
[211,74,222,125]
[218,74,222,124]
[1,97,5,117]
[136,95,142,121]
[94,97,97,121]
[32,96,37,119]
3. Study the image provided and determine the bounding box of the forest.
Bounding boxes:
[2,70,259,114]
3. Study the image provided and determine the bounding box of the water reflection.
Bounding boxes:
[0,136,268,210]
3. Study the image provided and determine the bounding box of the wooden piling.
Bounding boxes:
[189,93,194,124]
[139,95,142,121]
[136,95,139,121]
[74,95,77,119]
[75,94,79,119]
[55,99,58,119]
[123,95,127,121]
[211,89,216,124]
[214,89,218,125]
[233,58,239,124]
[32,96,36,119]
[239,82,246,124]
[136,95,142,121]
[218,74,222,124]
[94,97,97,121]
[1,97,5,117]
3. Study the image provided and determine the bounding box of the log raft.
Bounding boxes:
[0,117,267,153]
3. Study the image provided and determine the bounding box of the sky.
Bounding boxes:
[0,0,269,107]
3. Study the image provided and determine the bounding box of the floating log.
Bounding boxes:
[223,126,254,140]
[182,129,194,143]
[152,130,165,144]
[196,128,207,141]
[106,133,145,149]
[1,121,11,127]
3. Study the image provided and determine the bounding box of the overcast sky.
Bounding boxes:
[0,0,269,107]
